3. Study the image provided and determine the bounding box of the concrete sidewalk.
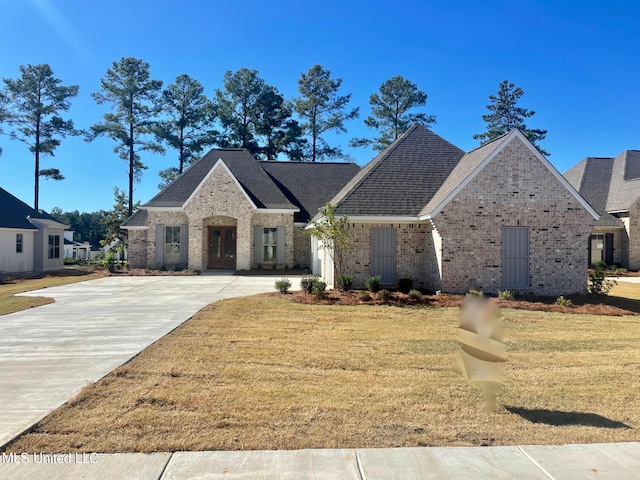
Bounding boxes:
[1,443,639,479]
[0,274,300,448]
[609,276,640,283]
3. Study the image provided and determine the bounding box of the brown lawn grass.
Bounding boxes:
[609,281,640,301]
[4,294,639,453]
[0,267,104,315]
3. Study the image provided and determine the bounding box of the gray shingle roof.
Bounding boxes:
[121,209,148,228]
[563,150,640,227]
[260,161,361,222]
[420,133,510,217]
[329,124,466,217]
[608,150,640,212]
[0,187,59,230]
[144,149,296,210]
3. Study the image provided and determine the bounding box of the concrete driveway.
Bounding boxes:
[0,274,300,448]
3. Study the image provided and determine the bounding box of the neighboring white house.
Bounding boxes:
[0,187,67,273]
[63,231,92,261]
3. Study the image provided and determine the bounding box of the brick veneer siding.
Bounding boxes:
[293,224,311,268]
[127,230,148,269]
[341,223,427,289]
[629,199,640,270]
[126,164,296,271]
[432,138,594,295]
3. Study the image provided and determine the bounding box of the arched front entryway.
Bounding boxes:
[203,216,238,270]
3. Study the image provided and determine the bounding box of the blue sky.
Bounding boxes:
[1,0,638,213]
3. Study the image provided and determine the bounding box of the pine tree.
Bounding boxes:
[2,64,79,209]
[474,80,549,156]
[295,65,359,162]
[350,75,435,151]
[214,68,267,154]
[155,74,218,188]
[254,86,306,161]
[89,57,163,216]
[0,90,8,156]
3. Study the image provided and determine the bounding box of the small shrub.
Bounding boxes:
[300,275,320,293]
[312,280,327,298]
[467,289,483,297]
[588,264,617,295]
[274,278,292,294]
[358,291,371,302]
[103,252,116,273]
[366,275,382,293]
[378,289,392,302]
[408,289,422,300]
[498,290,514,301]
[337,274,353,292]
[63,257,77,265]
[397,278,413,294]
[614,267,627,275]
[555,295,573,307]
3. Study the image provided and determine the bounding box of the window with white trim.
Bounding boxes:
[16,234,23,253]
[164,226,181,264]
[263,227,277,262]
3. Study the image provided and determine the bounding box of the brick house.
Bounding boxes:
[0,187,67,273]
[123,125,598,295]
[121,149,360,271]
[564,150,640,270]
[312,124,598,295]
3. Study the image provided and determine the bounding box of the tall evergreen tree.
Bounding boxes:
[155,74,218,188]
[254,86,306,161]
[0,90,7,156]
[295,65,359,162]
[89,57,163,216]
[2,64,79,209]
[474,79,549,156]
[350,75,435,151]
[214,68,266,154]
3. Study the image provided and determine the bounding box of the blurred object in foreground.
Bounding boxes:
[452,294,506,413]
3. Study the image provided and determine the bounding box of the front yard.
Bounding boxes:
[4,288,639,453]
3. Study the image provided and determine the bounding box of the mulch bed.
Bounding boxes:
[274,289,637,316]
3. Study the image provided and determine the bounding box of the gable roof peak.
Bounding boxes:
[325,124,466,218]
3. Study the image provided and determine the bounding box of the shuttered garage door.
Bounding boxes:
[371,227,396,285]
[502,226,530,290]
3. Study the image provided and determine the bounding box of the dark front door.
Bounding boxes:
[208,226,236,269]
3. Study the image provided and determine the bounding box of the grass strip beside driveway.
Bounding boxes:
[5,295,639,453]
[0,269,104,315]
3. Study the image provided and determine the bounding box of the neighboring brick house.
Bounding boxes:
[0,187,67,273]
[121,149,360,271]
[564,150,640,270]
[313,124,598,295]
